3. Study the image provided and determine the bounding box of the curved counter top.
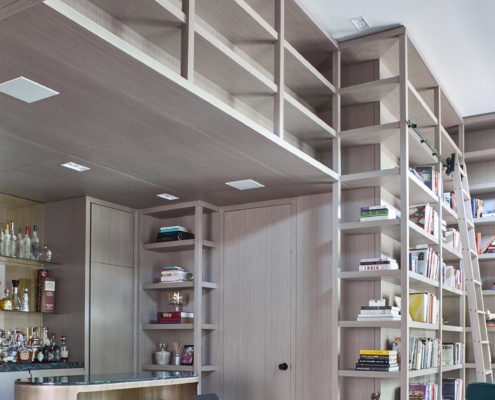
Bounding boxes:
[0,361,84,373]
[15,371,198,400]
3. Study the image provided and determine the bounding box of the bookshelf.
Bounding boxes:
[335,27,465,400]
[138,201,219,391]
[464,113,495,383]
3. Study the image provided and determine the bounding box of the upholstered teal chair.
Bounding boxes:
[466,382,495,400]
[190,394,219,400]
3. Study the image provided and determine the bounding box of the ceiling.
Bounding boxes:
[0,0,492,211]
[300,0,495,119]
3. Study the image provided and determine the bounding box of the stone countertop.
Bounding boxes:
[0,361,84,372]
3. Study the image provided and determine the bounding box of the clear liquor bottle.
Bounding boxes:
[2,223,10,257]
[23,226,31,260]
[31,225,39,260]
[11,280,21,311]
[50,332,60,362]
[9,221,16,258]
[17,227,23,259]
[60,336,69,362]
[0,289,13,310]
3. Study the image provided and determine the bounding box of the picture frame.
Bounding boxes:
[181,345,194,365]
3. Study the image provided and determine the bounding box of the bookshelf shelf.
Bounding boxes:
[339,320,401,329]
[143,239,216,253]
[338,369,401,379]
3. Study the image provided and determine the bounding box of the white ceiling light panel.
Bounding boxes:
[0,76,59,103]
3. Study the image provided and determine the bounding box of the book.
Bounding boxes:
[409,292,428,323]
[360,306,400,310]
[355,364,399,371]
[156,231,195,242]
[157,311,194,324]
[360,205,397,221]
[359,354,398,361]
[480,235,495,254]
[358,264,399,271]
[357,315,401,321]
[359,350,397,356]
[357,358,397,364]
[409,249,428,276]
[159,226,188,232]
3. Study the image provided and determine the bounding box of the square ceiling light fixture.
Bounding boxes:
[0,76,59,103]
[226,179,265,190]
[157,193,180,200]
[350,16,371,31]
[61,162,90,172]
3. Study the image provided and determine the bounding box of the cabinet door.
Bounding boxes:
[90,204,134,267]
[89,262,134,374]
[222,203,293,400]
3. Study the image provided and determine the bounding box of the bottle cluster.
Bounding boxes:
[0,327,68,364]
[0,222,40,260]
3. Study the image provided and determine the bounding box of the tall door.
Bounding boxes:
[89,203,134,374]
[222,202,294,400]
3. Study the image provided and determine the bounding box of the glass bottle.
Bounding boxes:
[31,225,39,260]
[21,287,29,312]
[9,221,16,258]
[30,327,42,363]
[0,224,3,256]
[17,334,30,364]
[11,280,21,311]
[50,332,60,362]
[3,223,10,257]
[23,226,31,260]
[42,331,51,363]
[39,245,52,262]
[17,227,23,259]
[0,289,13,310]
[60,336,68,362]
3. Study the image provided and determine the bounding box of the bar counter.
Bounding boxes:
[15,371,198,400]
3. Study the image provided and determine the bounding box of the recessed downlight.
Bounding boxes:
[61,162,90,172]
[350,16,371,31]
[157,193,180,201]
[0,76,58,103]
[225,179,265,190]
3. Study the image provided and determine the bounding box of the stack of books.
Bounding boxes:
[408,382,438,400]
[442,264,463,290]
[358,257,399,271]
[479,235,495,254]
[408,246,439,280]
[471,197,484,218]
[157,311,194,324]
[409,292,439,324]
[413,165,440,195]
[160,266,189,283]
[409,336,440,370]
[441,342,464,366]
[359,205,397,222]
[409,204,438,236]
[357,305,401,321]
[355,350,399,372]
[156,225,195,242]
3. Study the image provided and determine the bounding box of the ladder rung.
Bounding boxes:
[460,167,467,177]
[473,279,482,286]
[481,340,491,345]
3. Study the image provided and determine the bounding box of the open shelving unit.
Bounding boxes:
[138,200,219,391]
[334,26,466,400]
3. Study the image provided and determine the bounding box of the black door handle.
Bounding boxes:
[278,363,289,371]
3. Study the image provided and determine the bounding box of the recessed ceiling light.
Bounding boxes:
[0,76,58,103]
[61,162,90,172]
[225,179,265,190]
[350,16,371,31]
[157,193,180,200]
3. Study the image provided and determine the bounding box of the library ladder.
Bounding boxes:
[453,154,493,383]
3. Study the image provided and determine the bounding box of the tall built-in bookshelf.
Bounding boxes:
[334,27,466,400]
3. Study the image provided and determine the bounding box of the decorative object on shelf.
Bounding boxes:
[172,342,183,366]
[0,288,13,310]
[371,393,381,400]
[11,279,21,310]
[39,245,52,262]
[168,292,184,312]
[181,345,194,365]
[21,287,29,312]
[154,343,171,365]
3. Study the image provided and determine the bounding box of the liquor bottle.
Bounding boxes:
[10,221,16,258]
[50,332,60,362]
[42,332,52,363]
[60,336,69,362]
[23,226,31,260]
[17,227,23,259]
[21,287,29,312]
[0,224,3,256]
[29,327,41,363]
[11,280,21,311]
[0,289,13,310]
[17,334,30,364]
[3,223,10,257]
[31,225,39,260]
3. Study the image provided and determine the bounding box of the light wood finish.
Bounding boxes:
[14,376,198,400]
[221,200,293,400]
[0,0,338,209]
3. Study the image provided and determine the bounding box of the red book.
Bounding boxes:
[41,276,56,313]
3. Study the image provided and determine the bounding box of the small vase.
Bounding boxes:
[39,245,52,262]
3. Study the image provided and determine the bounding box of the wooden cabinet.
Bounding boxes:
[43,197,136,374]
[336,27,465,400]
[138,201,218,392]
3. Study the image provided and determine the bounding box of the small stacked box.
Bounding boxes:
[356,350,399,372]
[359,257,399,271]
[156,225,195,242]
[161,266,189,283]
